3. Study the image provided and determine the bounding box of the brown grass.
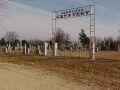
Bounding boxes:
[0,51,120,90]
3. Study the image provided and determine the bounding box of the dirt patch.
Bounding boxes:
[0,62,99,90]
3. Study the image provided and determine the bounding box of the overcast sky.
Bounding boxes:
[0,0,120,40]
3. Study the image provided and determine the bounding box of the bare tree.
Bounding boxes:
[55,28,65,46]
[4,31,18,43]
[29,39,43,46]
[64,33,70,45]
[55,28,71,50]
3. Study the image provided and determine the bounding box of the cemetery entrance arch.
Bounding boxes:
[52,2,95,60]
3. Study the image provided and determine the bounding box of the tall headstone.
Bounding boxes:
[44,43,48,56]
[8,43,11,53]
[29,44,32,51]
[16,43,19,50]
[24,43,27,55]
[54,43,58,56]
[38,45,42,55]
[5,47,8,53]
[20,41,22,50]
[27,48,30,55]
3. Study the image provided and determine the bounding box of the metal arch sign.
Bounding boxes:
[55,5,90,19]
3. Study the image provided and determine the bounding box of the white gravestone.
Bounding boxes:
[27,48,30,55]
[38,45,42,55]
[8,43,11,53]
[44,43,48,56]
[54,43,58,56]
[24,43,27,55]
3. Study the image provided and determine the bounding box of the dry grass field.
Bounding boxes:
[0,51,120,90]
[62,50,120,60]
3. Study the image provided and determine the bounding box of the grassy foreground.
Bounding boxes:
[0,51,120,90]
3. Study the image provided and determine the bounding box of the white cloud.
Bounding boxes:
[0,0,119,41]
[4,1,52,40]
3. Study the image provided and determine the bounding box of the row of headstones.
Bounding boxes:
[5,43,22,53]
[7,42,120,57]
[23,43,58,56]
[5,42,58,56]
[5,44,11,53]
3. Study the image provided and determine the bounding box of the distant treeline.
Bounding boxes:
[0,30,120,51]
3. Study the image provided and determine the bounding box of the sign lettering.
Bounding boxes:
[56,6,90,19]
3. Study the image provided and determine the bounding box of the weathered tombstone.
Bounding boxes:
[5,47,8,53]
[27,48,30,55]
[38,45,42,55]
[8,43,11,53]
[5,44,8,53]
[41,45,43,52]
[54,43,58,56]
[95,46,99,52]
[32,45,35,53]
[29,44,32,51]
[43,43,48,56]
[17,43,19,50]
[6,43,9,47]
[60,44,64,51]
[20,42,22,50]
[37,45,40,55]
